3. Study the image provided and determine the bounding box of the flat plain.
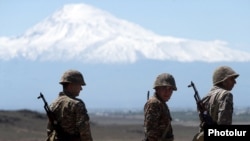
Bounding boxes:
[0,109,249,141]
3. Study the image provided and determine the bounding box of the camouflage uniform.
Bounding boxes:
[47,70,93,141]
[193,87,234,141]
[201,66,239,126]
[201,86,233,125]
[144,94,174,141]
[48,91,93,141]
[193,66,239,141]
[143,73,177,141]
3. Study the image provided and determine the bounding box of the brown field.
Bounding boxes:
[1,109,249,141]
[90,115,199,141]
[0,109,199,141]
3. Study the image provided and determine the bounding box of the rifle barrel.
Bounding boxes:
[147,91,150,100]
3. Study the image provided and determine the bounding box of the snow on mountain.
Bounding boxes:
[0,3,250,63]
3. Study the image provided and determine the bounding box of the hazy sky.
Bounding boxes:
[0,0,250,111]
[1,0,249,50]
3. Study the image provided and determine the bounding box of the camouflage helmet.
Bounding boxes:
[59,69,86,85]
[153,73,177,91]
[213,66,239,85]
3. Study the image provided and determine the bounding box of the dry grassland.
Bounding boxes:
[0,110,198,141]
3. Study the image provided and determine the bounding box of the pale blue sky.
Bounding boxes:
[1,0,250,110]
[0,0,249,49]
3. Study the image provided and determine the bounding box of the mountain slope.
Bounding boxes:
[0,3,250,63]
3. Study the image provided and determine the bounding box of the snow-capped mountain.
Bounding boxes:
[1,3,250,63]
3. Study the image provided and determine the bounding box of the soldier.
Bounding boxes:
[143,73,177,141]
[47,69,93,141]
[193,65,239,141]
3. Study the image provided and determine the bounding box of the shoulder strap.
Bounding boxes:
[161,103,173,140]
[161,123,171,139]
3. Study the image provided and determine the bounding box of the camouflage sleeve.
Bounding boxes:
[144,102,162,141]
[75,101,93,141]
[217,93,233,125]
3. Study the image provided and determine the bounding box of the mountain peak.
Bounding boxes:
[1,3,250,63]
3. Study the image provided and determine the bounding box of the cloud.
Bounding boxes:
[1,3,250,63]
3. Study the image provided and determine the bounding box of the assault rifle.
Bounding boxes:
[37,93,63,138]
[188,81,215,127]
[38,93,57,125]
[38,93,80,141]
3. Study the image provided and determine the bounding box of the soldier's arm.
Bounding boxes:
[217,93,233,125]
[144,102,162,141]
[75,102,93,141]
